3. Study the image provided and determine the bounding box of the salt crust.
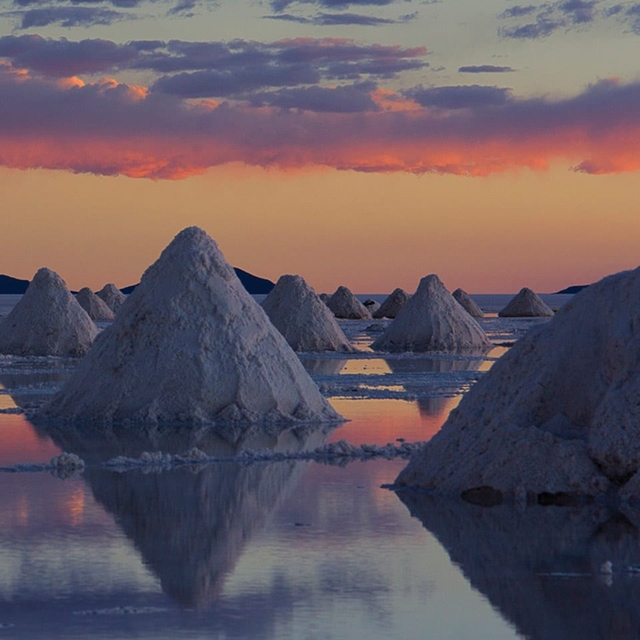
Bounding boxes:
[96,283,127,314]
[76,287,115,321]
[0,268,98,357]
[262,274,354,352]
[373,288,410,319]
[498,287,554,317]
[40,227,341,427]
[396,266,640,501]
[372,275,491,352]
[452,288,484,318]
[326,286,371,319]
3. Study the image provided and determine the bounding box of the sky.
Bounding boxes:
[1,0,640,293]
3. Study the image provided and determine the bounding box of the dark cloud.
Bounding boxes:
[458,65,515,73]
[405,84,512,109]
[499,5,537,18]
[271,0,398,11]
[17,6,125,27]
[265,10,416,25]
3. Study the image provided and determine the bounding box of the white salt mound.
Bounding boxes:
[96,283,127,314]
[396,266,640,502]
[76,287,115,321]
[41,227,342,426]
[452,288,484,318]
[319,293,330,304]
[363,299,380,314]
[327,286,370,319]
[498,287,553,317]
[373,288,410,319]
[0,268,98,357]
[262,274,354,352]
[371,275,490,352]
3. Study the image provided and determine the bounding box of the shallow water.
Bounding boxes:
[2,300,637,639]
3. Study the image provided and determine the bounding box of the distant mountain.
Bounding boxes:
[0,268,275,296]
[554,285,589,295]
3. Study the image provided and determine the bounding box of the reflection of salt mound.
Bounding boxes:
[327,286,370,319]
[452,288,484,318]
[498,287,553,317]
[41,227,341,426]
[76,287,115,321]
[96,283,126,314]
[373,288,409,319]
[372,275,490,352]
[0,268,98,357]
[262,275,353,352]
[396,267,640,501]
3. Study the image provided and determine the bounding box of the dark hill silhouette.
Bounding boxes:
[0,274,29,294]
[554,284,589,294]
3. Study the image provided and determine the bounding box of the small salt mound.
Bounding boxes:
[319,293,330,304]
[326,286,370,319]
[452,288,484,318]
[0,268,98,357]
[262,274,354,352]
[395,266,640,501]
[96,283,127,314]
[373,288,410,319]
[371,275,491,352]
[76,287,115,321]
[499,287,553,317]
[40,227,342,426]
[363,299,380,314]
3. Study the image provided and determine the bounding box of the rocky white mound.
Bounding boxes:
[262,274,353,352]
[371,275,490,352]
[326,286,370,319]
[373,288,410,319]
[76,287,115,321]
[499,287,553,317]
[396,266,640,502]
[96,283,127,313]
[0,268,98,357]
[41,227,342,426]
[453,288,484,318]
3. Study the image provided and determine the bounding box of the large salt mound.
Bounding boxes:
[40,227,342,426]
[96,283,127,314]
[373,288,409,319]
[371,275,491,352]
[498,287,553,317]
[452,288,484,318]
[326,286,371,319]
[76,287,115,321]
[262,274,354,352]
[395,267,640,501]
[0,268,98,357]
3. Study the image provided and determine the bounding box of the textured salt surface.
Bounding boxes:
[453,288,484,318]
[0,268,98,357]
[396,266,640,502]
[373,288,409,319]
[40,227,341,427]
[76,287,115,321]
[327,286,371,319]
[498,287,554,317]
[261,274,353,352]
[96,283,127,313]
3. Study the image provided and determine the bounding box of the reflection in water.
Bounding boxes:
[300,358,348,376]
[43,425,331,610]
[399,493,640,640]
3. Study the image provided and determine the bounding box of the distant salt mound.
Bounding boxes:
[318,293,330,304]
[76,287,115,321]
[327,286,371,319]
[363,299,380,314]
[41,227,342,427]
[96,283,126,314]
[262,275,353,352]
[498,287,553,317]
[0,268,98,357]
[371,275,490,352]
[395,267,640,502]
[373,288,409,319]
[452,288,484,318]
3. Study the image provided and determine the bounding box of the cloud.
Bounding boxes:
[405,84,512,109]
[16,6,126,28]
[458,65,515,73]
[271,0,399,11]
[265,10,416,25]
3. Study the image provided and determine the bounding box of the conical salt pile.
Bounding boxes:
[262,274,354,352]
[452,288,484,318]
[76,287,115,321]
[373,288,410,319]
[40,227,342,426]
[498,287,553,317]
[326,286,370,319]
[371,275,491,352]
[0,268,98,356]
[96,283,127,314]
[363,299,380,314]
[395,266,640,502]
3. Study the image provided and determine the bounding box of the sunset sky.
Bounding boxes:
[1,0,640,293]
